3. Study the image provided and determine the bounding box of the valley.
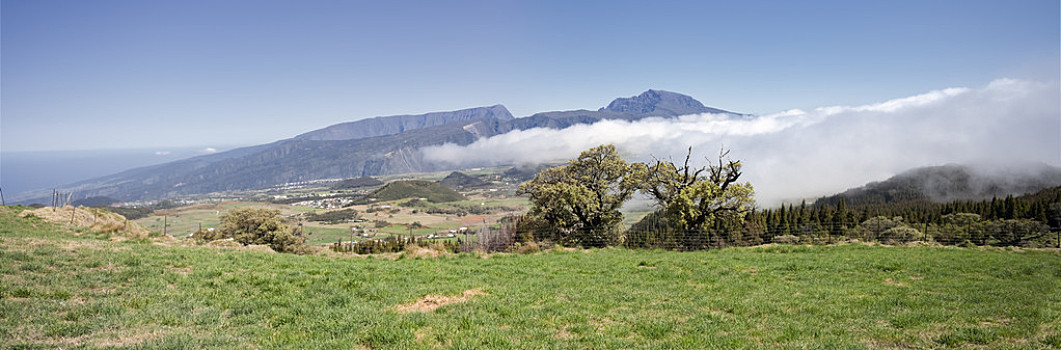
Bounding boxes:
[133,167,534,246]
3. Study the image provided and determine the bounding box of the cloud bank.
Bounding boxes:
[422,79,1060,206]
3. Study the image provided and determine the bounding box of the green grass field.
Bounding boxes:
[2,206,1060,349]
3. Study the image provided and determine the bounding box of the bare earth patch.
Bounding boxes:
[396,289,487,313]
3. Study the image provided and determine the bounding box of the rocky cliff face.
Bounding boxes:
[294,104,513,141]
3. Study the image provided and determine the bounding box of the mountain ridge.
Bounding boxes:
[294,105,513,141]
[13,90,742,203]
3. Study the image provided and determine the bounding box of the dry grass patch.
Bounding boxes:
[168,265,193,275]
[402,244,454,259]
[395,288,487,313]
[19,206,154,238]
[884,278,908,287]
[88,262,125,273]
[555,324,576,339]
[68,326,171,348]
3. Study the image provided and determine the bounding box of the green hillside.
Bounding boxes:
[438,171,488,189]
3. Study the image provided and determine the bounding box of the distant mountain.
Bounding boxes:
[815,163,1061,206]
[294,105,513,141]
[14,90,743,203]
[600,89,737,116]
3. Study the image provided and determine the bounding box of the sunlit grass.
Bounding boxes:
[3,206,1059,349]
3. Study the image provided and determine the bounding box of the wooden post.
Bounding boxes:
[70,206,76,224]
[163,215,167,236]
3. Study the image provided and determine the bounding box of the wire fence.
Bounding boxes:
[331,214,1061,254]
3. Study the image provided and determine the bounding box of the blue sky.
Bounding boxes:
[2,0,1058,152]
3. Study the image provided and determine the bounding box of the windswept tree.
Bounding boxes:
[643,148,755,235]
[517,145,645,247]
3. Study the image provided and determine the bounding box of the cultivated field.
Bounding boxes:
[2,206,1060,349]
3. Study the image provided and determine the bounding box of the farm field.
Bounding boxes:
[2,206,1060,349]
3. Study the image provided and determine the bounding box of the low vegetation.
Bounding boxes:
[331,176,384,190]
[371,180,465,203]
[305,208,360,224]
[2,206,1059,349]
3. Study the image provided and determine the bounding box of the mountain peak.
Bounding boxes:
[600,90,737,116]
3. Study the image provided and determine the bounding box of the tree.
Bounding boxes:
[517,145,644,247]
[642,147,754,234]
[218,207,306,253]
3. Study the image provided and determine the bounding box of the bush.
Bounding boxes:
[508,241,541,254]
[774,234,800,245]
[215,208,306,254]
[191,228,225,242]
[880,226,921,245]
[861,216,902,241]
[305,208,359,224]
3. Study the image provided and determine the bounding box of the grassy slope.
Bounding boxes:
[2,207,1060,349]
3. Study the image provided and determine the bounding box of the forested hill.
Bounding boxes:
[814,163,1061,207]
[17,90,743,203]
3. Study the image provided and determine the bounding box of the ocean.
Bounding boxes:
[0,146,236,203]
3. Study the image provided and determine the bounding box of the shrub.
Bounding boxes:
[508,241,541,254]
[880,226,921,245]
[216,208,306,254]
[774,234,800,245]
[861,216,902,241]
[191,228,225,242]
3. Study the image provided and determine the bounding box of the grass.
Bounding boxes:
[2,206,1060,349]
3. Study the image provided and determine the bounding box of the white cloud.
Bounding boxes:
[201,147,218,154]
[154,151,171,156]
[422,79,1060,206]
